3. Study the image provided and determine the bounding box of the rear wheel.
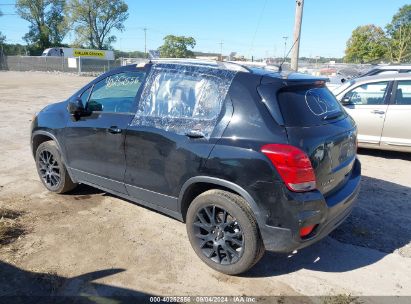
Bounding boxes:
[186,189,264,275]
[35,141,77,194]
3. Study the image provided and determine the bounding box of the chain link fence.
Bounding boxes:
[0,55,147,75]
[0,48,7,71]
[0,54,372,85]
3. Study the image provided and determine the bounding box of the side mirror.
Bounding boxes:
[67,97,84,115]
[87,100,103,112]
[341,96,353,105]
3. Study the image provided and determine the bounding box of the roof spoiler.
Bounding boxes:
[261,72,329,86]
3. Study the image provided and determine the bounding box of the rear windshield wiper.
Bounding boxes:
[323,112,344,121]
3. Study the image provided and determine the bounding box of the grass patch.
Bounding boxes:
[323,294,362,304]
[0,208,25,245]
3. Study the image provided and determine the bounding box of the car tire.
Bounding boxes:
[186,189,264,275]
[35,140,77,194]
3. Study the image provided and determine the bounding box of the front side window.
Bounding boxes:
[395,81,411,105]
[87,71,146,113]
[131,64,236,137]
[80,87,92,107]
[344,81,389,105]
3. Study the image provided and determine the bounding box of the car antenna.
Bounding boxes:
[278,35,299,72]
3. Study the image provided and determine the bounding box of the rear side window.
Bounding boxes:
[131,64,237,138]
[277,86,345,127]
[137,70,222,120]
[395,81,411,105]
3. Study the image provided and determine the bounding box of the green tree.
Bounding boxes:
[159,35,196,58]
[16,0,68,53]
[2,43,28,55]
[67,0,129,50]
[114,49,146,58]
[386,4,411,63]
[344,25,387,63]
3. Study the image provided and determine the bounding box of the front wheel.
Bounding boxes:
[35,140,77,194]
[186,189,264,275]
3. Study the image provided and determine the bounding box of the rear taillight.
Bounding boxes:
[300,225,316,238]
[261,144,316,192]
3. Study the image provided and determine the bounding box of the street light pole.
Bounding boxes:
[282,36,288,63]
[291,0,304,71]
[219,41,223,61]
[143,27,147,58]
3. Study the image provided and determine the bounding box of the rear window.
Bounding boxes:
[277,86,346,127]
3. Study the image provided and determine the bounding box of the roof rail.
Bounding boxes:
[150,58,250,73]
[227,60,281,72]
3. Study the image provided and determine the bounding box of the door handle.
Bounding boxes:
[371,110,385,115]
[185,130,205,138]
[107,126,122,134]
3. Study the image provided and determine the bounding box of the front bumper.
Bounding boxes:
[259,158,361,252]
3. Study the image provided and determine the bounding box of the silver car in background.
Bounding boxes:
[334,74,411,153]
[359,64,411,77]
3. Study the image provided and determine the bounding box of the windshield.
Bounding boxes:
[277,85,346,127]
[332,80,355,96]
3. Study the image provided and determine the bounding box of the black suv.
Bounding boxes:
[31,60,361,275]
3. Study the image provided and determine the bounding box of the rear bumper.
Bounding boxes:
[260,158,361,252]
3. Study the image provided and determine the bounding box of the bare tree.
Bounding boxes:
[386,4,411,63]
[387,25,411,63]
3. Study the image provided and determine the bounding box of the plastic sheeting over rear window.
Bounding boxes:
[131,63,237,137]
[278,86,346,127]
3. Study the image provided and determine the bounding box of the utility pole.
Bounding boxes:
[219,41,223,61]
[143,27,147,58]
[291,0,304,71]
[282,36,288,63]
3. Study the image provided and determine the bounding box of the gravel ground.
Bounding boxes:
[331,167,411,257]
[0,71,410,299]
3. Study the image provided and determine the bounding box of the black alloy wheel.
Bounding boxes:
[186,189,264,275]
[38,150,61,189]
[35,140,77,193]
[193,205,244,265]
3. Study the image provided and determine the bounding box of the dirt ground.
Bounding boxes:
[0,71,410,299]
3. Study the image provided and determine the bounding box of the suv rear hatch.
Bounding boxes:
[258,77,357,195]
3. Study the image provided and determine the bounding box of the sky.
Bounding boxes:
[0,0,409,58]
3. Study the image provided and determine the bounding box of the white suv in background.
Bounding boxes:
[335,74,411,153]
[359,65,411,77]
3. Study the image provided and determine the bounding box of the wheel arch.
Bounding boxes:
[178,176,263,225]
[31,130,75,182]
[31,131,62,157]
